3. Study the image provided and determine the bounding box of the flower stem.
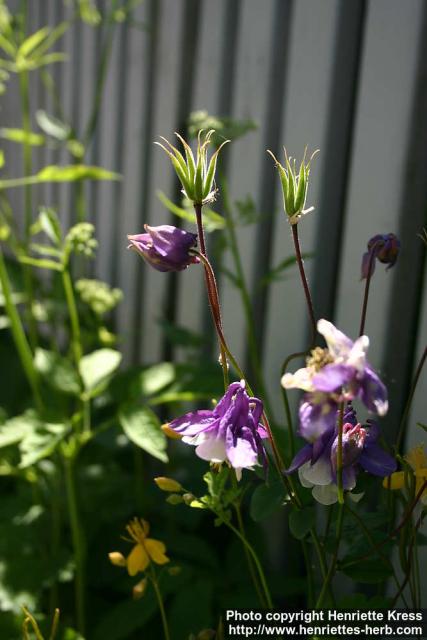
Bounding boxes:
[0,246,43,411]
[391,514,424,607]
[336,402,345,504]
[396,345,426,453]
[358,248,376,336]
[280,350,308,461]
[61,267,82,366]
[291,224,316,345]
[219,512,273,609]
[232,474,266,607]
[149,569,170,640]
[64,453,86,635]
[194,203,229,387]
[315,502,344,608]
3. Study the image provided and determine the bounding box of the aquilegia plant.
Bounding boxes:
[122,128,426,633]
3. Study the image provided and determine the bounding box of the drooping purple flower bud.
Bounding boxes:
[361,233,400,280]
[128,225,199,272]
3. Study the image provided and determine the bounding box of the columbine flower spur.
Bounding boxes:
[167,380,268,480]
[128,224,199,272]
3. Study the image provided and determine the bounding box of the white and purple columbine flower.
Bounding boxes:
[281,319,388,443]
[167,380,268,480]
[128,224,199,272]
[287,406,397,505]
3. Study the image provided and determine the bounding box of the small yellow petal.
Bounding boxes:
[133,577,148,600]
[108,551,126,567]
[145,538,169,565]
[154,477,183,492]
[414,468,427,479]
[161,424,182,440]
[127,543,150,576]
[383,472,405,490]
[405,445,427,471]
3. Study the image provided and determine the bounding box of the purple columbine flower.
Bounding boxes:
[361,233,400,280]
[281,319,388,442]
[128,225,199,272]
[167,380,268,480]
[287,406,397,505]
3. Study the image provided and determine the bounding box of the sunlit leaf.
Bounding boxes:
[37,164,120,182]
[0,127,45,146]
[119,404,168,462]
[35,348,81,396]
[36,109,71,141]
[79,348,122,395]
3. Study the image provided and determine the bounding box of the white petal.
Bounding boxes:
[317,319,353,359]
[281,367,315,392]
[312,484,339,505]
[298,463,314,488]
[348,491,364,503]
[301,456,333,486]
[347,335,369,371]
[195,436,226,463]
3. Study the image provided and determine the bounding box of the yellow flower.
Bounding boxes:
[124,518,169,576]
[383,445,427,504]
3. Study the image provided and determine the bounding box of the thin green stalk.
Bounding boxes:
[0,246,43,411]
[149,568,170,640]
[218,511,273,609]
[232,473,266,608]
[280,350,307,461]
[61,267,82,365]
[336,402,345,504]
[345,503,408,605]
[315,502,344,608]
[396,345,426,453]
[18,65,39,350]
[64,454,86,635]
[301,540,314,607]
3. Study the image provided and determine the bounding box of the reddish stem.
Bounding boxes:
[291,224,316,345]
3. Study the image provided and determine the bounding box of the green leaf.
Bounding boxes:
[79,348,122,395]
[250,481,285,522]
[19,422,68,468]
[19,256,62,271]
[36,109,71,141]
[0,412,35,449]
[260,253,314,287]
[289,507,316,540]
[37,164,120,182]
[119,404,168,462]
[0,149,4,169]
[17,27,50,59]
[417,422,427,433]
[38,206,62,244]
[341,559,392,584]
[0,127,45,146]
[35,348,81,395]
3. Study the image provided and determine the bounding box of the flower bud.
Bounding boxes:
[132,577,147,600]
[128,225,198,272]
[268,147,318,224]
[361,233,400,279]
[108,551,126,567]
[154,477,183,492]
[155,131,229,205]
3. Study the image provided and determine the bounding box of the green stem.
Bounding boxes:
[150,569,170,640]
[280,350,307,461]
[18,66,39,350]
[396,345,426,453]
[301,540,314,607]
[64,454,86,635]
[61,267,82,365]
[315,502,344,608]
[0,246,43,411]
[336,402,345,504]
[232,474,266,607]
[219,512,273,609]
[345,503,408,605]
